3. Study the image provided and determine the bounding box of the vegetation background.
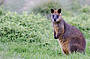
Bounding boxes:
[0,0,90,59]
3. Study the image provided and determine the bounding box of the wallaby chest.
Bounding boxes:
[53,24,59,34]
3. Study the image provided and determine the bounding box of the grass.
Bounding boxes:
[0,11,90,59]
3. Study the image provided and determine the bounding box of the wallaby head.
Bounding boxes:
[51,8,62,23]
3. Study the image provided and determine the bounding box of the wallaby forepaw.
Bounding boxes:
[54,36,58,39]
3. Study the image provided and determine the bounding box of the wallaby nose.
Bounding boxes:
[54,19,56,21]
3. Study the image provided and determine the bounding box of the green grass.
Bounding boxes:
[0,11,90,59]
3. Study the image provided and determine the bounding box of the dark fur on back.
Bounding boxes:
[63,19,86,51]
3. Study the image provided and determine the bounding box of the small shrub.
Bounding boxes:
[32,1,61,15]
[80,6,90,14]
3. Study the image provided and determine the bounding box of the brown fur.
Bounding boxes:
[51,9,86,55]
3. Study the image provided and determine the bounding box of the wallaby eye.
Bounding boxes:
[52,15,54,18]
[56,15,59,18]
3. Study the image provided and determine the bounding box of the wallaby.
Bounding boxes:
[50,8,86,54]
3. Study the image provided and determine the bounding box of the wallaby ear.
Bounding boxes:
[58,8,61,13]
[51,9,54,13]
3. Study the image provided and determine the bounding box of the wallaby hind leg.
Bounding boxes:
[69,38,85,54]
[70,45,84,53]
